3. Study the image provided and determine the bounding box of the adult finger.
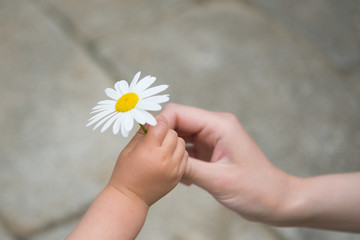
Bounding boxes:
[161,103,223,145]
[161,103,209,133]
[182,156,220,192]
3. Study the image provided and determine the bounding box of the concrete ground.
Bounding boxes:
[0,0,359,239]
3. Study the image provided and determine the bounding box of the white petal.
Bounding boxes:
[91,102,116,113]
[92,104,114,111]
[143,94,169,104]
[87,109,114,126]
[130,108,146,125]
[88,108,113,121]
[136,100,161,111]
[140,85,168,98]
[112,113,123,135]
[139,110,157,126]
[97,100,116,105]
[101,113,120,133]
[121,128,129,137]
[114,81,124,94]
[105,88,120,100]
[114,80,129,95]
[92,112,117,130]
[91,108,105,114]
[130,71,141,91]
[134,76,156,94]
[121,117,129,137]
[123,112,134,132]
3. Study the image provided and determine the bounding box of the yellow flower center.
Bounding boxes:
[115,92,139,112]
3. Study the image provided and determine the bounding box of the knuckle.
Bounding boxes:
[219,112,240,125]
[184,161,194,181]
[169,129,178,137]
[184,150,189,160]
[223,112,238,122]
[167,129,178,142]
[156,115,168,128]
[177,137,185,148]
[163,103,177,111]
[158,150,168,162]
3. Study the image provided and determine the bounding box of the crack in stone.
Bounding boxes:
[29,0,121,82]
[22,203,90,239]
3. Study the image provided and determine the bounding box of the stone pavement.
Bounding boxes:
[0,0,359,239]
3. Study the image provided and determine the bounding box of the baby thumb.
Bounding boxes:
[183,157,217,191]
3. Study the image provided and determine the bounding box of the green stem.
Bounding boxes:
[140,124,148,134]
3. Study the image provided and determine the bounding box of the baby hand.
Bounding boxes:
[108,115,188,206]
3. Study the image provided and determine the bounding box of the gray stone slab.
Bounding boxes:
[1,0,360,239]
[273,227,360,240]
[53,0,360,176]
[0,221,13,240]
[34,0,360,239]
[30,217,81,240]
[138,185,281,240]
[244,0,360,72]
[0,0,129,237]
[34,0,195,37]
[32,0,197,80]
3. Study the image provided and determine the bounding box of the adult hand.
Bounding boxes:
[161,103,292,223]
[162,104,360,233]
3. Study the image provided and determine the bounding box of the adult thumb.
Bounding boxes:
[183,157,218,192]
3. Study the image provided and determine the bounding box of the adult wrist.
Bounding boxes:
[268,176,310,227]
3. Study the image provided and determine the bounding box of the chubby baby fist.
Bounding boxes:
[109,115,188,206]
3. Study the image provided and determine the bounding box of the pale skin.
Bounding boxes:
[68,103,359,239]
[161,103,360,232]
[66,115,188,240]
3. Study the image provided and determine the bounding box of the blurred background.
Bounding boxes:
[0,0,359,239]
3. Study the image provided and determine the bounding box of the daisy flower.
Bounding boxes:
[87,71,169,137]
